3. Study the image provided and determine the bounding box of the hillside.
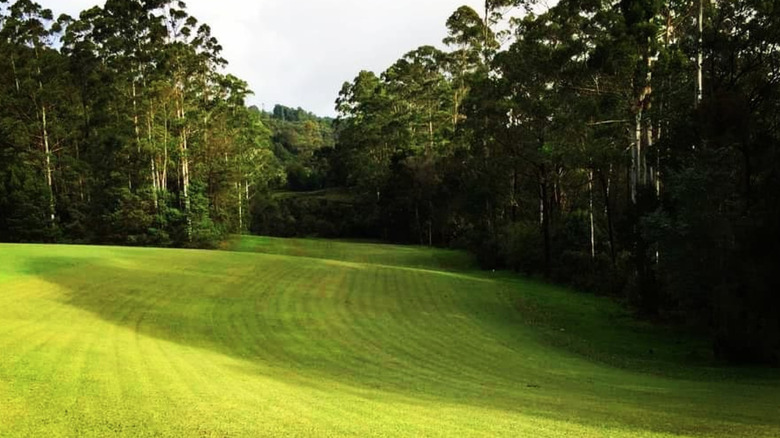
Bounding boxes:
[1,238,778,436]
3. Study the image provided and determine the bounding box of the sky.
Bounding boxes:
[45,0,486,117]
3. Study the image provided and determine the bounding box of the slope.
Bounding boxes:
[0,240,778,437]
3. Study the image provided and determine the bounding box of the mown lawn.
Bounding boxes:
[0,237,778,437]
[224,234,476,271]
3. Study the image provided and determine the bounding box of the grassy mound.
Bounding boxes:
[0,238,778,436]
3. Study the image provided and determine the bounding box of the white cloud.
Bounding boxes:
[41,0,486,116]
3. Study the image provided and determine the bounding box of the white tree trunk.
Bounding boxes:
[147,105,159,211]
[35,46,55,225]
[178,94,192,242]
[163,104,169,192]
[696,0,704,105]
[589,169,596,259]
[181,127,191,241]
[539,183,545,225]
[132,79,140,153]
[237,181,243,233]
[41,104,55,224]
[11,56,20,93]
[631,111,641,204]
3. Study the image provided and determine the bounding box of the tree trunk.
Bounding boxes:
[599,169,616,267]
[178,91,191,242]
[632,39,655,203]
[236,181,243,233]
[11,56,20,93]
[428,108,434,155]
[34,45,55,226]
[181,126,191,242]
[163,104,169,192]
[147,104,159,211]
[132,79,140,153]
[511,167,518,221]
[696,0,704,105]
[41,104,55,225]
[645,116,654,189]
[452,89,459,130]
[631,110,641,204]
[589,169,595,260]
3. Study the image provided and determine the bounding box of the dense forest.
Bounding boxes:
[1,0,779,364]
[0,0,282,247]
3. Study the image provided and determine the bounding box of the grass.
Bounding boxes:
[224,234,476,271]
[0,236,778,437]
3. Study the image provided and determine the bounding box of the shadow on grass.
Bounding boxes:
[26,252,780,437]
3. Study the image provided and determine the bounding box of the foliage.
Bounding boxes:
[0,0,276,247]
[254,105,334,192]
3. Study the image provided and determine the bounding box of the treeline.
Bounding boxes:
[329,1,780,363]
[0,0,277,247]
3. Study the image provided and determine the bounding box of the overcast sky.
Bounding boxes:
[44,0,485,117]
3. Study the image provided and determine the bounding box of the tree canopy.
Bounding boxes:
[0,0,282,246]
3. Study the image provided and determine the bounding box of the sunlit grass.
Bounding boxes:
[0,238,778,437]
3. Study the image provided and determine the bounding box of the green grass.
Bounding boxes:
[1,237,778,437]
[224,234,476,271]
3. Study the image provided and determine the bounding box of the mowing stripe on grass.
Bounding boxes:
[1,241,779,437]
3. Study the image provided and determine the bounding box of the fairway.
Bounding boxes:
[1,238,779,437]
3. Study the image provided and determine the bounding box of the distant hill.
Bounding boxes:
[250,105,335,192]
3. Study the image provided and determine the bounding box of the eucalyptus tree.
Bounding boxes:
[232,107,275,233]
[493,0,593,275]
[443,5,490,128]
[383,46,456,243]
[335,70,393,202]
[383,46,453,157]
[199,73,272,234]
